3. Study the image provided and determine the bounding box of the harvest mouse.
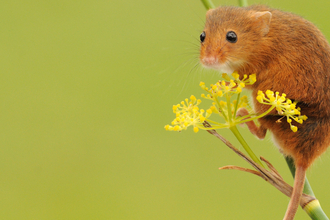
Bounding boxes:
[200,5,330,220]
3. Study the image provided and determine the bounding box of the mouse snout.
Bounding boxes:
[201,56,219,66]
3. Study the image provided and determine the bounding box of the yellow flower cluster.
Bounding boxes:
[200,72,256,98]
[164,95,212,133]
[231,72,257,85]
[206,95,250,119]
[256,90,308,132]
[165,71,307,133]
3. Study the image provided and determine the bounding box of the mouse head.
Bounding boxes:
[200,7,272,74]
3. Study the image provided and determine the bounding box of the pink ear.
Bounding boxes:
[251,11,272,36]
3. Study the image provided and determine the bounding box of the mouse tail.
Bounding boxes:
[283,165,306,220]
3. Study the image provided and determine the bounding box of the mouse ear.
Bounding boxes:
[251,11,272,36]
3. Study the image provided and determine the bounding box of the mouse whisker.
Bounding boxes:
[177,60,201,96]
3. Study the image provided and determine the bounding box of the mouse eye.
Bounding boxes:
[226,31,237,43]
[200,31,206,43]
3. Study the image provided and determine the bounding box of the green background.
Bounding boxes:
[1,0,330,219]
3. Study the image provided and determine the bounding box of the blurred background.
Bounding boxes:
[0,0,330,219]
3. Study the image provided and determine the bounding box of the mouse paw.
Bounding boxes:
[236,108,266,139]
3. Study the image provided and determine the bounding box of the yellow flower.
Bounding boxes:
[164,95,211,132]
[200,72,257,99]
[232,72,256,85]
[165,71,306,134]
[256,90,307,132]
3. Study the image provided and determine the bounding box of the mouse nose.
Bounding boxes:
[202,56,218,66]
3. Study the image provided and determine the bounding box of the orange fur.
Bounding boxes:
[200,5,330,219]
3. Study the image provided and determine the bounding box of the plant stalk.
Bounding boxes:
[200,0,215,10]
[238,0,248,7]
[229,126,264,167]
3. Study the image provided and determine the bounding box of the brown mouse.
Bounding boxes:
[199,5,330,220]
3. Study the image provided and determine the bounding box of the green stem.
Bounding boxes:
[226,94,233,122]
[230,126,264,167]
[197,123,228,130]
[237,106,275,125]
[233,93,240,119]
[285,157,329,220]
[238,0,248,7]
[200,0,215,10]
[306,202,329,220]
[235,113,258,122]
[214,96,228,122]
[203,119,227,126]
